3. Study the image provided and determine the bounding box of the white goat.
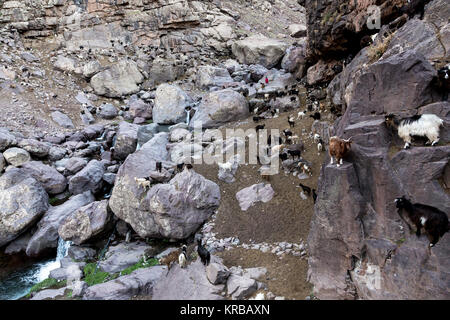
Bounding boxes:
[386,114,444,149]
[134,177,151,190]
[297,111,306,119]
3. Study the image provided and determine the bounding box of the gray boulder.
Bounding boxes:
[83,266,166,300]
[113,121,139,161]
[90,60,144,98]
[236,183,275,211]
[281,44,307,79]
[196,65,233,89]
[98,241,151,274]
[18,139,51,158]
[232,36,289,69]
[26,191,95,257]
[110,136,219,239]
[51,111,74,129]
[153,84,193,125]
[129,98,152,120]
[0,169,49,247]
[97,104,118,120]
[227,274,258,300]
[31,287,67,300]
[69,160,105,195]
[137,123,159,147]
[0,128,17,152]
[206,262,231,285]
[68,245,97,262]
[189,89,249,129]
[58,200,111,245]
[64,157,88,175]
[152,258,225,300]
[3,147,31,166]
[21,161,67,195]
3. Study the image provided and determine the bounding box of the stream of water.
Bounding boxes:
[0,238,71,300]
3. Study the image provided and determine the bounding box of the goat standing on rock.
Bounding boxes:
[385,113,444,149]
[395,196,449,247]
[328,136,352,167]
[197,238,210,266]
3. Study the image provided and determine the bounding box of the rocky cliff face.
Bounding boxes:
[299,0,408,60]
[307,0,450,300]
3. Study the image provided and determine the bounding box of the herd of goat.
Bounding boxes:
[132,66,449,273]
[247,81,449,249]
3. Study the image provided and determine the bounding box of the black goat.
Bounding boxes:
[279,152,288,161]
[288,116,295,128]
[283,129,293,138]
[197,238,211,266]
[256,124,265,131]
[395,196,449,247]
[288,149,301,159]
[253,116,262,123]
[310,112,321,120]
[298,183,311,196]
[312,189,317,204]
[435,65,449,101]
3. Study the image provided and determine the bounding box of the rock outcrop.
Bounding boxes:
[308,3,450,298]
[26,191,95,257]
[58,200,111,245]
[0,168,49,247]
[189,89,249,129]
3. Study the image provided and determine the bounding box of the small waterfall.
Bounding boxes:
[56,237,71,261]
[0,238,72,300]
[36,238,71,282]
[185,109,191,125]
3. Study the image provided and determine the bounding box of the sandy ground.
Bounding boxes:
[192,109,331,299]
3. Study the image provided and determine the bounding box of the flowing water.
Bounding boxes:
[0,238,71,300]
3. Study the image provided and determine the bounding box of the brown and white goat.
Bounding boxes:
[328,136,352,167]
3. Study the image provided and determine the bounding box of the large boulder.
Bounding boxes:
[83,266,166,300]
[0,128,17,152]
[58,200,111,245]
[152,84,193,125]
[18,139,51,158]
[98,241,151,273]
[21,161,67,195]
[3,147,30,167]
[232,36,289,69]
[152,258,225,300]
[68,160,105,196]
[111,168,220,239]
[51,111,74,129]
[281,44,307,79]
[110,134,219,239]
[0,168,49,247]
[189,89,249,129]
[128,98,152,120]
[112,121,139,161]
[196,65,233,89]
[236,183,275,211]
[26,191,95,257]
[90,60,144,98]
